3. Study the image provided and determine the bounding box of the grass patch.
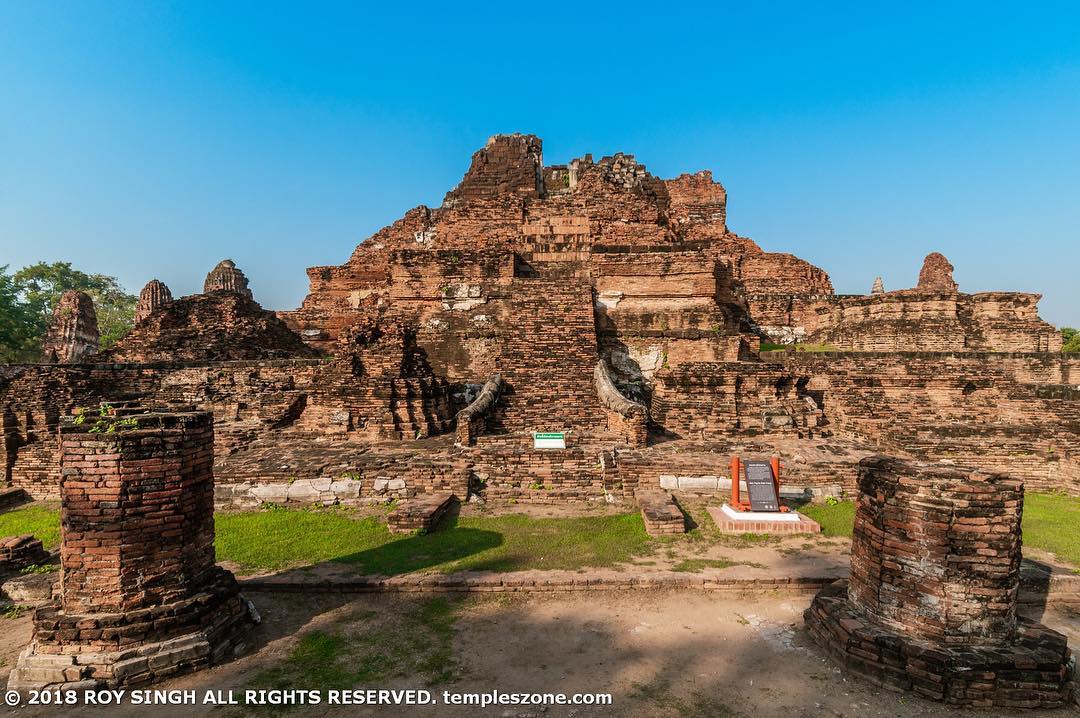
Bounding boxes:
[214,507,392,572]
[798,494,1080,568]
[671,558,764,572]
[800,501,856,537]
[216,507,652,575]
[242,597,462,714]
[1023,493,1080,567]
[0,506,60,549]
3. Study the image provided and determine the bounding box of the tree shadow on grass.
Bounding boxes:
[332,510,504,577]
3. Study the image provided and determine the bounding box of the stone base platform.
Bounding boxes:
[805,580,1075,709]
[707,504,821,534]
[388,493,456,534]
[8,568,257,690]
[637,491,686,535]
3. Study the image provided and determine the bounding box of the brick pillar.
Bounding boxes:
[848,456,1023,646]
[58,410,216,613]
[9,408,253,690]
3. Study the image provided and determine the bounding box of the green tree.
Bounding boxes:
[0,266,41,362]
[3,262,136,360]
[1063,327,1080,353]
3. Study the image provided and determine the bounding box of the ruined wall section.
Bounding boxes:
[491,276,607,437]
[764,352,1080,494]
[802,291,1062,352]
[287,135,834,351]
[650,362,826,439]
[101,292,319,363]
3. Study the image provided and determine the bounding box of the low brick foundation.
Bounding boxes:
[387,493,456,534]
[805,456,1075,709]
[0,535,49,571]
[10,567,252,688]
[806,580,1074,709]
[637,491,685,535]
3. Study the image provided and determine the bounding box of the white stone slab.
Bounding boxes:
[719,503,801,523]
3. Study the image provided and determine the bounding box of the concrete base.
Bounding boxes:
[707,504,821,534]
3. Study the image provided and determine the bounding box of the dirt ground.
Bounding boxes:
[1,590,1076,718]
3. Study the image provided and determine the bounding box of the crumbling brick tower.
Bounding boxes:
[805,456,1074,708]
[8,408,255,689]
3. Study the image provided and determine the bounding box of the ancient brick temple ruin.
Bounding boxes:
[40,290,99,364]
[8,408,254,689]
[0,133,1076,508]
[806,457,1073,708]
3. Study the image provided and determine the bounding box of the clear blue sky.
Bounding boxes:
[1,2,1078,326]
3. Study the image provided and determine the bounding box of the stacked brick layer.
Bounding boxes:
[806,580,1073,709]
[0,535,49,571]
[804,456,1074,709]
[636,491,685,535]
[848,457,1022,646]
[59,412,218,613]
[387,493,456,534]
[9,409,253,690]
[492,277,606,435]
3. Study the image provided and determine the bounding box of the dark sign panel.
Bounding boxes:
[745,461,780,512]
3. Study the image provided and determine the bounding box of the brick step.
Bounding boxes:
[636,491,686,536]
[387,493,457,534]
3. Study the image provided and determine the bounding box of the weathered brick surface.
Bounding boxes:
[491,277,606,436]
[848,457,1022,645]
[41,290,99,364]
[0,535,49,571]
[134,279,173,323]
[99,292,317,364]
[637,490,685,535]
[58,411,218,613]
[917,252,958,292]
[806,580,1073,708]
[804,457,1074,708]
[203,259,253,299]
[387,492,456,534]
[650,362,825,438]
[9,408,253,689]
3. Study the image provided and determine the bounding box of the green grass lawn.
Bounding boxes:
[799,500,857,538]
[0,505,61,549]
[2,491,1076,574]
[1023,493,1080,569]
[218,507,652,575]
[801,494,1080,567]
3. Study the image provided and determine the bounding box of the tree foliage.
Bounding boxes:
[0,266,42,362]
[0,262,136,362]
[1063,327,1080,353]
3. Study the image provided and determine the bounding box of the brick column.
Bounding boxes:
[848,456,1022,646]
[803,456,1073,708]
[9,408,254,690]
[60,411,216,614]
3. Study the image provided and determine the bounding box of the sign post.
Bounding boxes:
[533,432,566,449]
[744,461,781,512]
